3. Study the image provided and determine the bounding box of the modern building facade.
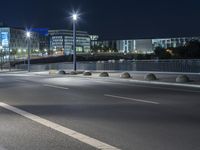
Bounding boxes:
[49,30,91,55]
[0,26,40,60]
[116,39,153,54]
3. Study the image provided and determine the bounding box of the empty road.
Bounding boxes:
[0,73,200,150]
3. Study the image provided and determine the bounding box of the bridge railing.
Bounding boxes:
[13,59,200,73]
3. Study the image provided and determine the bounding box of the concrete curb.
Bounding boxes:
[43,74,200,89]
[11,70,197,89]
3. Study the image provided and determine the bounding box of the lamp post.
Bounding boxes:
[0,46,2,70]
[8,48,11,71]
[72,13,78,72]
[26,31,31,72]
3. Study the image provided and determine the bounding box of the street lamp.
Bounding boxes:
[26,31,31,72]
[0,46,3,70]
[72,13,78,72]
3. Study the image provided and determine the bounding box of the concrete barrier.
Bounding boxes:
[144,73,157,81]
[70,71,77,75]
[176,75,190,83]
[49,70,57,75]
[120,72,131,79]
[83,71,92,76]
[99,72,109,77]
[58,70,66,75]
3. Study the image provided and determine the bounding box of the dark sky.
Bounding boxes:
[0,0,200,39]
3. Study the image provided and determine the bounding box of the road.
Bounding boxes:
[0,73,200,150]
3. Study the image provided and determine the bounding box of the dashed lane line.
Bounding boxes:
[43,84,69,90]
[105,94,160,105]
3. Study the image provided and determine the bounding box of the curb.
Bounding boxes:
[39,73,200,89]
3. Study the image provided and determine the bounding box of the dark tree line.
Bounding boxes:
[154,40,200,59]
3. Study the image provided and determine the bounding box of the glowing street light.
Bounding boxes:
[0,46,3,70]
[26,32,31,38]
[18,49,22,53]
[72,14,78,21]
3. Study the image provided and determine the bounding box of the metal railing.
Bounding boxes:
[13,59,200,73]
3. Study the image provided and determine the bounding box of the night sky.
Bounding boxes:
[0,0,200,39]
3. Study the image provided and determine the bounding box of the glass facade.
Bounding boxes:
[0,28,10,52]
[49,30,91,55]
[0,27,40,61]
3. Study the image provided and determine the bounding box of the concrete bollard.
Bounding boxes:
[83,71,92,76]
[120,72,131,79]
[176,75,190,83]
[144,73,157,81]
[58,70,66,75]
[49,70,57,75]
[99,72,109,77]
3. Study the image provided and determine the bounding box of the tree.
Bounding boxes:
[154,47,171,59]
[171,40,200,59]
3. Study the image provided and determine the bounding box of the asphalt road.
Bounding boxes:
[0,73,200,150]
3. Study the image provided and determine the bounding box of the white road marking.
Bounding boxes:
[130,83,200,93]
[15,79,27,83]
[92,80,119,85]
[105,94,159,105]
[0,102,120,150]
[92,79,200,93]
[43,84,69,90]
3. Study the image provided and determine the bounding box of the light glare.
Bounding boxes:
[72,14,78,21]
[26,32,31,38]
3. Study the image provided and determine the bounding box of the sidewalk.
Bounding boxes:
[32,70,200,88]
[1,69,200,88]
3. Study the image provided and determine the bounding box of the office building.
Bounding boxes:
[49,30,91,55]
[0,25,40,60]
[31,28,49,55]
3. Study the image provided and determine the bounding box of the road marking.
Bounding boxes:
[104,94,159,105]
[43,84,69,90]
[0,102,120,150]
[76,77,200,93]
[15,79,27,83]
[131,83,200,93]
[92,79,200,93]
[92,80,119,85]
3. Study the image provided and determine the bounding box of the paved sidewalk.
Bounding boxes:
[1,70,200,88]
[31,70,200,88]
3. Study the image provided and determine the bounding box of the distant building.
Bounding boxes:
[93,36,200,54]
[49,30,91,55]
[116,39,153,54]
[152,37,200,49]
[90,35,99,47]
[31,28,49,54]
[0,26,40,60]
